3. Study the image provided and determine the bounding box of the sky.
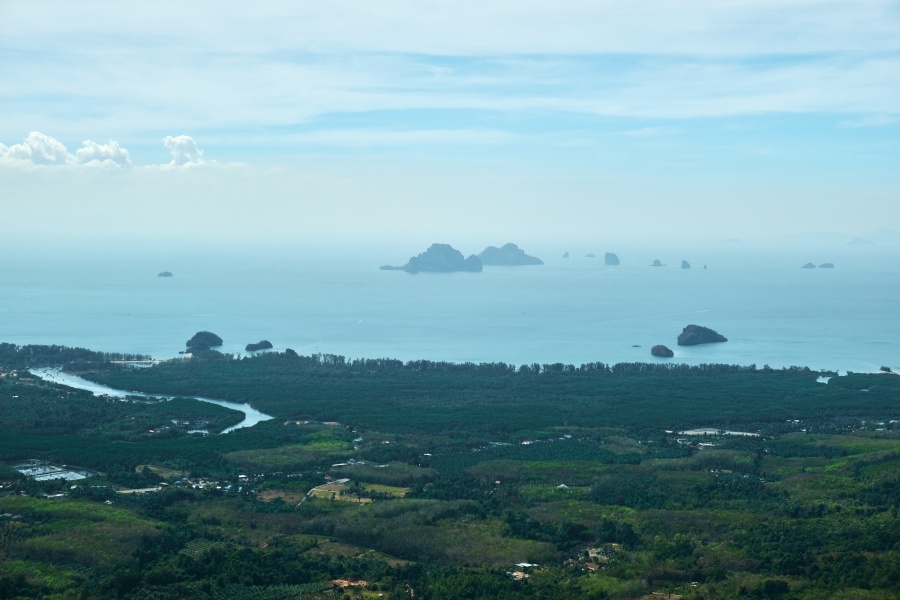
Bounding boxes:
[1,0,898,251]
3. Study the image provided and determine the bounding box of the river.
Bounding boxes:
[29,367,274,433]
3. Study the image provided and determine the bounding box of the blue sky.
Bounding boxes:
[1,1,898,247]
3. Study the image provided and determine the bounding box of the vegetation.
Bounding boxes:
[1,343,898,599]
[245,340,273,352]
[650,345,674,358]
[677,325,728,346]
[186,331,224,352]
[477,243,544,266]
[381,243,483,273]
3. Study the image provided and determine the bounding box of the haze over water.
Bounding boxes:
[3,240,897,374]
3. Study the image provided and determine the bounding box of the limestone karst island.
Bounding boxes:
[676,324,728,346]
[477,243,543,266]
[380,243,482,273]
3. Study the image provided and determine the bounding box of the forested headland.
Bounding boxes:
[1,343,898,599]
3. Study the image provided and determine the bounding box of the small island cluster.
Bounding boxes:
[382,246,713,273]
[381,243,543,273]
[650,325,728,358]
[564,252,620,263]
[802,262,835,269]
[183,331,275,355]
[649,259,704,269]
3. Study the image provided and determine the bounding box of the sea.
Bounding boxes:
[2,241,897,374]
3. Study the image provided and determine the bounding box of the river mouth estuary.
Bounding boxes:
[29,367,274,433]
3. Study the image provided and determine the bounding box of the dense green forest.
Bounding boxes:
[1,343,898,599]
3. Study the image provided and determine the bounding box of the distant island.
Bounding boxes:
[819,263,835,269]
[681,260,691,269]
[650,259,664,267]
[585,253,596,258]
[651,344,674,357]
[477,243,543,266]
[245,340,273,352]
[380,243,482,273]
[677,325,727,346]
[186,331,223,352]
[801,262,816,269]
[562,252,569,259]
[158,271,173,277]
[604,252,620,266]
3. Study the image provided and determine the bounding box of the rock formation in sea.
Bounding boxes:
[651,345,674,357]
[245,340,274,352]
[818,263,835,269]
[158,271,173,277]
[186,331,223,351]
[477,243,543,266]
[677,325,728,346]
[562,252,569,259]
[604,252,620,266]
[380,243,483,273]
[650,259,664,267]
[585,253,596,258]
[801,262,816,269]
[681,260,691,269]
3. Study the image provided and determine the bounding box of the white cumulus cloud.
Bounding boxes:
[74,139,132,167]
[0,131,69,165]
[0,132,137,168]
[163,135,204,167]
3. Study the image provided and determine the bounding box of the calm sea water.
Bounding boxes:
[2,243,897,373]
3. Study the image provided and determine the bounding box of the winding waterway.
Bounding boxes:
[30,367,274,433]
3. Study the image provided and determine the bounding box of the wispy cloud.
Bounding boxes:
[3,52,897,145]
[0,0,897,175]
[5,1,899,56]
[838,114,899,128]
[284,128,517,147]
[620,127,677,138]
[1,1,897,144]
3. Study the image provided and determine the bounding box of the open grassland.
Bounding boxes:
[224,433,354,471]
[361,483,410,498]
[310,482,373,504]
[257,489,308,504]
[333,461,436,487]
